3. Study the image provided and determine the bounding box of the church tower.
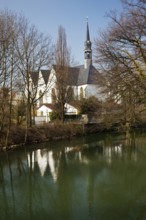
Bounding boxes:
[84,18,92,69]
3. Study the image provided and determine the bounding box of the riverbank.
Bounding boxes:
[0,123,90,151]
[1,122,146,151]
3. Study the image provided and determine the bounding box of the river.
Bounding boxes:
[0,132,146,220]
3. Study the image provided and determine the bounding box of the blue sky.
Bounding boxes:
[0,0,123,64]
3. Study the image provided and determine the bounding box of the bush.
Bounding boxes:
[49,111,60,121]
[79,96,101,114]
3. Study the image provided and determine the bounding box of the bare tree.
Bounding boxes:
[0,10,20,147]
[15,16,54,130]
[94,0,146,128]
[0,10,54,146]
[54,25,72,122]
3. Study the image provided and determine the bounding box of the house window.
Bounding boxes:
[80,87,84,100]
[41,111,43,116]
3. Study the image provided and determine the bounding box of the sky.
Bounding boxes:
[0,0,123,65]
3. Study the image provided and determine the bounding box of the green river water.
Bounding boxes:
[0,132,146,220]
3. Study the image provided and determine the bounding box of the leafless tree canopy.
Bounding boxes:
[55,25,70,67]
[54,25,72,122]
[15,15,54,128]
[94,0,146,126]
[0,9,54,146]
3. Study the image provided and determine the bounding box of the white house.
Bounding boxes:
[35,103,78,124]
[30,20,105,123]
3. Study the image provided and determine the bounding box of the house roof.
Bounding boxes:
[38,103,54,110]
[38,102,78,111]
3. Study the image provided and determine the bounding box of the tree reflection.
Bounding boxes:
[0,159,4,184]
[0,159,9,219]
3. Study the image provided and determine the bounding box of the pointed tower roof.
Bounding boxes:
[84,17,92,68]
[86,17,90,42]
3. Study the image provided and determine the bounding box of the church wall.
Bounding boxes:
[36,68,56,106]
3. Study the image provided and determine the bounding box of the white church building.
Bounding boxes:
[30,21,105,123]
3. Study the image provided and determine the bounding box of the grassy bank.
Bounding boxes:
[2,121,144,151]
[0,123,86,150]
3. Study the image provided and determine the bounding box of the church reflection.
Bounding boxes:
[27,136,136,182]
[27,149,60,182]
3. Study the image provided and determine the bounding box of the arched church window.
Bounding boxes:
[39,90,43,106]
[80,87,84,100]
[51,88,56,104]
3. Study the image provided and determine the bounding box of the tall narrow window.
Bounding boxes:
[39,90,43,106]
[51,88,56,104]
[80,87,83,100]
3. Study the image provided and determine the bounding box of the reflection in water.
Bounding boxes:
[0,132,146,220]
[104,144,123,164]
[36,150,48,177]
[27,138,134,181]
[48,151,59,182]
[27,151,35,171]
[27,149,60,182]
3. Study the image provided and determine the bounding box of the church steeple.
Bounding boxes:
[84,17,92,68]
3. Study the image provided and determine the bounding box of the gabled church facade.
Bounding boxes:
[31,21,105,121]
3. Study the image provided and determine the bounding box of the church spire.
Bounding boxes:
[84,17,92,68]
[86,17,90,42]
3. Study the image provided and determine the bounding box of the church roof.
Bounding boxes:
[30,71,39,86]
[67,67,80,85]
[30,69,51,86]
[87,65,104,84]
[86,21,90,42]
[41,70,51,85]
[68,64,103,86]
[52,65,80,86]
[30,65,104,87]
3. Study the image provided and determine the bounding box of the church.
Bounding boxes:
[31,21,105,123]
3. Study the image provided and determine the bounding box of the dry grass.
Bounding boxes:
[0,123,84,149]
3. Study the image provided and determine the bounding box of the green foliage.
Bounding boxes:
[79,96,101,114]
[49,111,60,121]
